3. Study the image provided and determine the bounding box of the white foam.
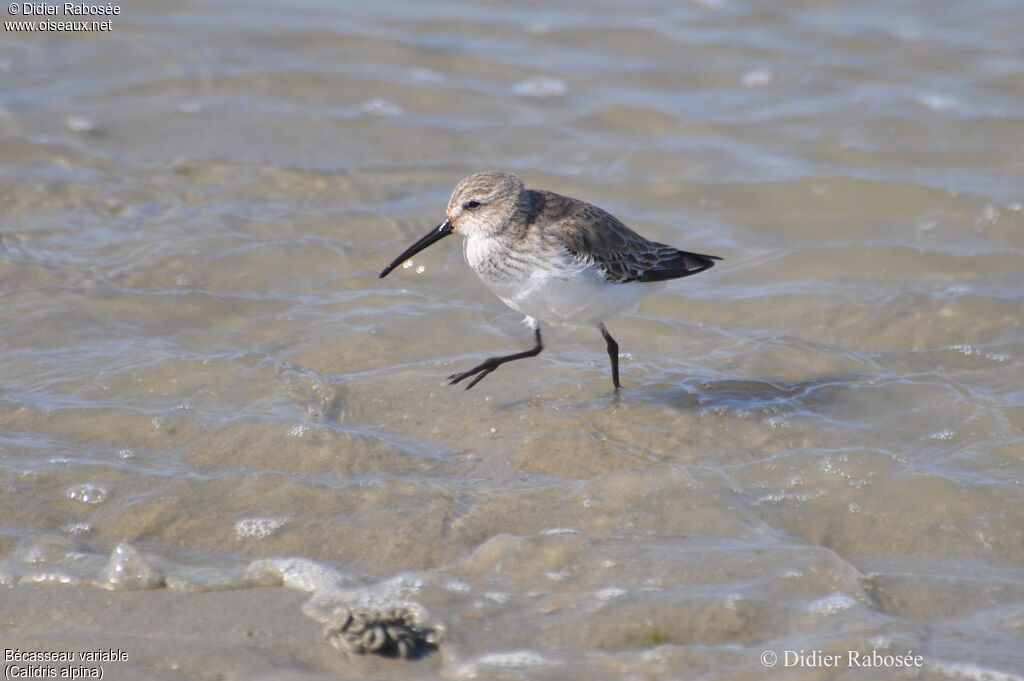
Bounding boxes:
[539,527,579,536]
[742,69,774,87]
[234,517,287,539]
[595,587,626,600]
[930,661,1024,681]
[361,98,402,117]
[246,557,348,594]
[475,650,550,668]
[808,593,858,615]
[411,68,444,82]
[513,77,566,98]
[65,116,95,132]
[915,93,960,111]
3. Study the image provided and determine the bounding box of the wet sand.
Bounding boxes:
[2,0,1023,679]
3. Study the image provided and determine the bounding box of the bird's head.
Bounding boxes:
[379,171,524,278]
[445,171,524,237]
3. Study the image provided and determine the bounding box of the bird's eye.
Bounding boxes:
[463,200,481,210]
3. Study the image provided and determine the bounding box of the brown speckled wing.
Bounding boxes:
[541,192,721,283]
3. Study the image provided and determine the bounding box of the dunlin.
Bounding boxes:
[379,171,720,390]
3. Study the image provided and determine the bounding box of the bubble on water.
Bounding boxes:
[288,424,309,438]
[848,502,863,513]
[929,430,955,440]
[763,415,789,429]
[61,522,92,535]
[545,570,571,581]
[117,448,136,459]
[151,417,164,430]
[402,260,414,269]
[1007,202,1023,213]
[65,116,95,132]
[66,483,108,505]
[808,593,858,615]
[105,543,164,590]
[416,265,426,274]
[514,77,567,98]
[443,580,471,593]
[235,517,287,539]
[915,93,959,111]
[361,98,402,117]
[595,587,626,600]
[741,69,774,87]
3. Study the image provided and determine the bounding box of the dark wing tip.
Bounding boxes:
[632,249,721,283]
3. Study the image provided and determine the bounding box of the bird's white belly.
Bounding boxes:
[464,235,660,327]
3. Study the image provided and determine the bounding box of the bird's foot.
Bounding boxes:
[448,358,501,390]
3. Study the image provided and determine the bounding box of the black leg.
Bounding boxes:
[599,323,621,390]
[448,328,543,390]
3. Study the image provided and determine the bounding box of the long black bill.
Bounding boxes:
[379,219,454,278]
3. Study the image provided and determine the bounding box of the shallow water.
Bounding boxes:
[1,0,1023,678]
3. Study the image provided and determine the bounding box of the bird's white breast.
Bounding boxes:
[462,234,660,327]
